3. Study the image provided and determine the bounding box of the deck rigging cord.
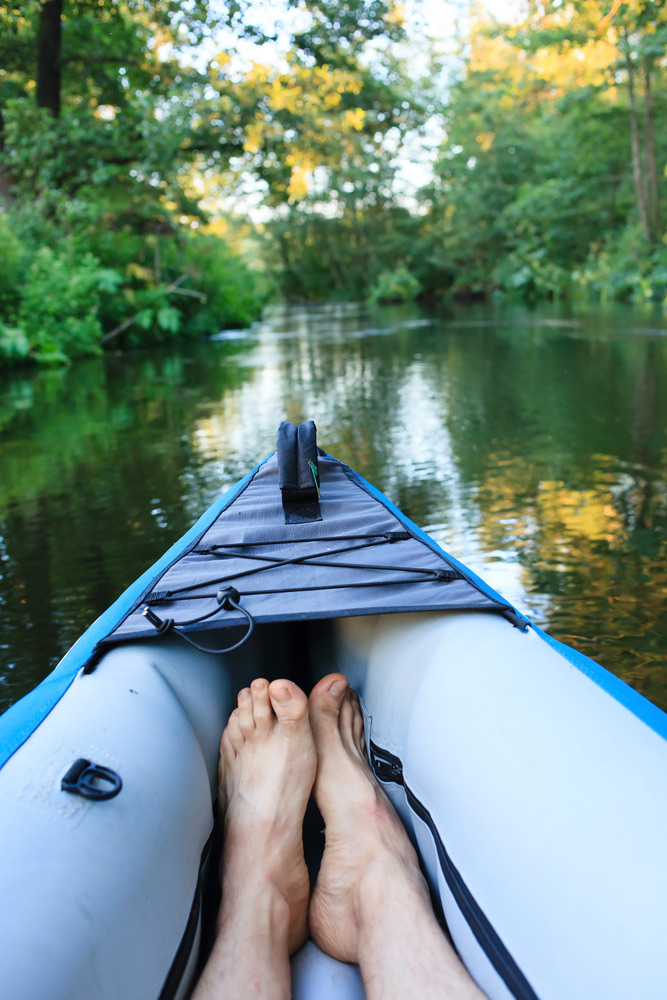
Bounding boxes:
[140,530,462,655]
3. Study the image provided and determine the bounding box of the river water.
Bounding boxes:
[1,302,666,714]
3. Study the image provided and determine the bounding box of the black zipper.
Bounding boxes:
[369,741,540,1000]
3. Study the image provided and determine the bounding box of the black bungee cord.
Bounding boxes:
[141,586,255,655]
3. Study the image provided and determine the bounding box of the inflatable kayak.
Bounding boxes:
[1,421,666,1000]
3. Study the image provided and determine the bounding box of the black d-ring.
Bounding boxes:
[61,758,123,801]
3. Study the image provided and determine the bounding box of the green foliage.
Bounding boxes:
[179,233,271,335]
[0,223,269,363]
[0,324,30,364]
[18,247,122,363]
[0,0,272,365]
[3,0,667,335]
[414,4,667,305]
[266,204,423,301]
[0,216,26,323]
[0,103,266,363]
[575,227,667,303]
[0,0,413,364]
[369,265,421,304]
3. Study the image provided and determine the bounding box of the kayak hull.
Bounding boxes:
[1,428,666,1000]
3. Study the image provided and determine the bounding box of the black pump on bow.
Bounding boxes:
[276,421,322,524]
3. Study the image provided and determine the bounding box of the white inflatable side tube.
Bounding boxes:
[331,611,667,1000]
[0,641,232,1000]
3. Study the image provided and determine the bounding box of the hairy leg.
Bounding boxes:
[192,678,316,1000]
[309,673,486,1000]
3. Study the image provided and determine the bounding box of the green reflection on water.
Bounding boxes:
[1,303,666,713]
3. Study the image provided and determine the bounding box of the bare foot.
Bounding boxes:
[218,678,316,955]
[309,673,429,963]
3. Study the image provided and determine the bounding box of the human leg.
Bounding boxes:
[191,678,316,1000]
[309,673,486,1000]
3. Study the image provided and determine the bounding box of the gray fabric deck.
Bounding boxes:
[104,452,507,644]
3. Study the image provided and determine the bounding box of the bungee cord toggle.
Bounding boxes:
[141,586,255,655]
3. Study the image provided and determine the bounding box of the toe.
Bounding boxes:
[339,690,361,753]
[269,679,309,727]
[220,728,236,762]
[350,691,366,751]
[217,738,229,806]
[251,678,272,734]
[237,687,255,737]
[224,707,245,753]
[309,673,348,740]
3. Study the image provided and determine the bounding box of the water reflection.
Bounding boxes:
[0,302,666,712]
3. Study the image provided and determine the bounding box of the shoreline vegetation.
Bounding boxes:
[1,0,666,367]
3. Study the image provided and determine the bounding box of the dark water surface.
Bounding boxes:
[1,302,666,714]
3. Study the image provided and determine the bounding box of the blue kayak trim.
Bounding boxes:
[341,459,667,742]
[0,460,268,772]
[531,625,667,742]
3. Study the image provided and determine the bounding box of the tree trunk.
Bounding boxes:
[623,32,651,241]
[278,230,300,298]
[642,58,659,239]
[36,0,63,117]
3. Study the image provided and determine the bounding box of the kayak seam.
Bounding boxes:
[94,606,513,651]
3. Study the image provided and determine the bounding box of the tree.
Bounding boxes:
[36,0,62,116]
[508,0,667,244]
[0,0,421,361]
[422,1,667,299]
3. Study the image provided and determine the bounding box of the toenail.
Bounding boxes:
[272,683,292,703]
[330,679,347,696]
